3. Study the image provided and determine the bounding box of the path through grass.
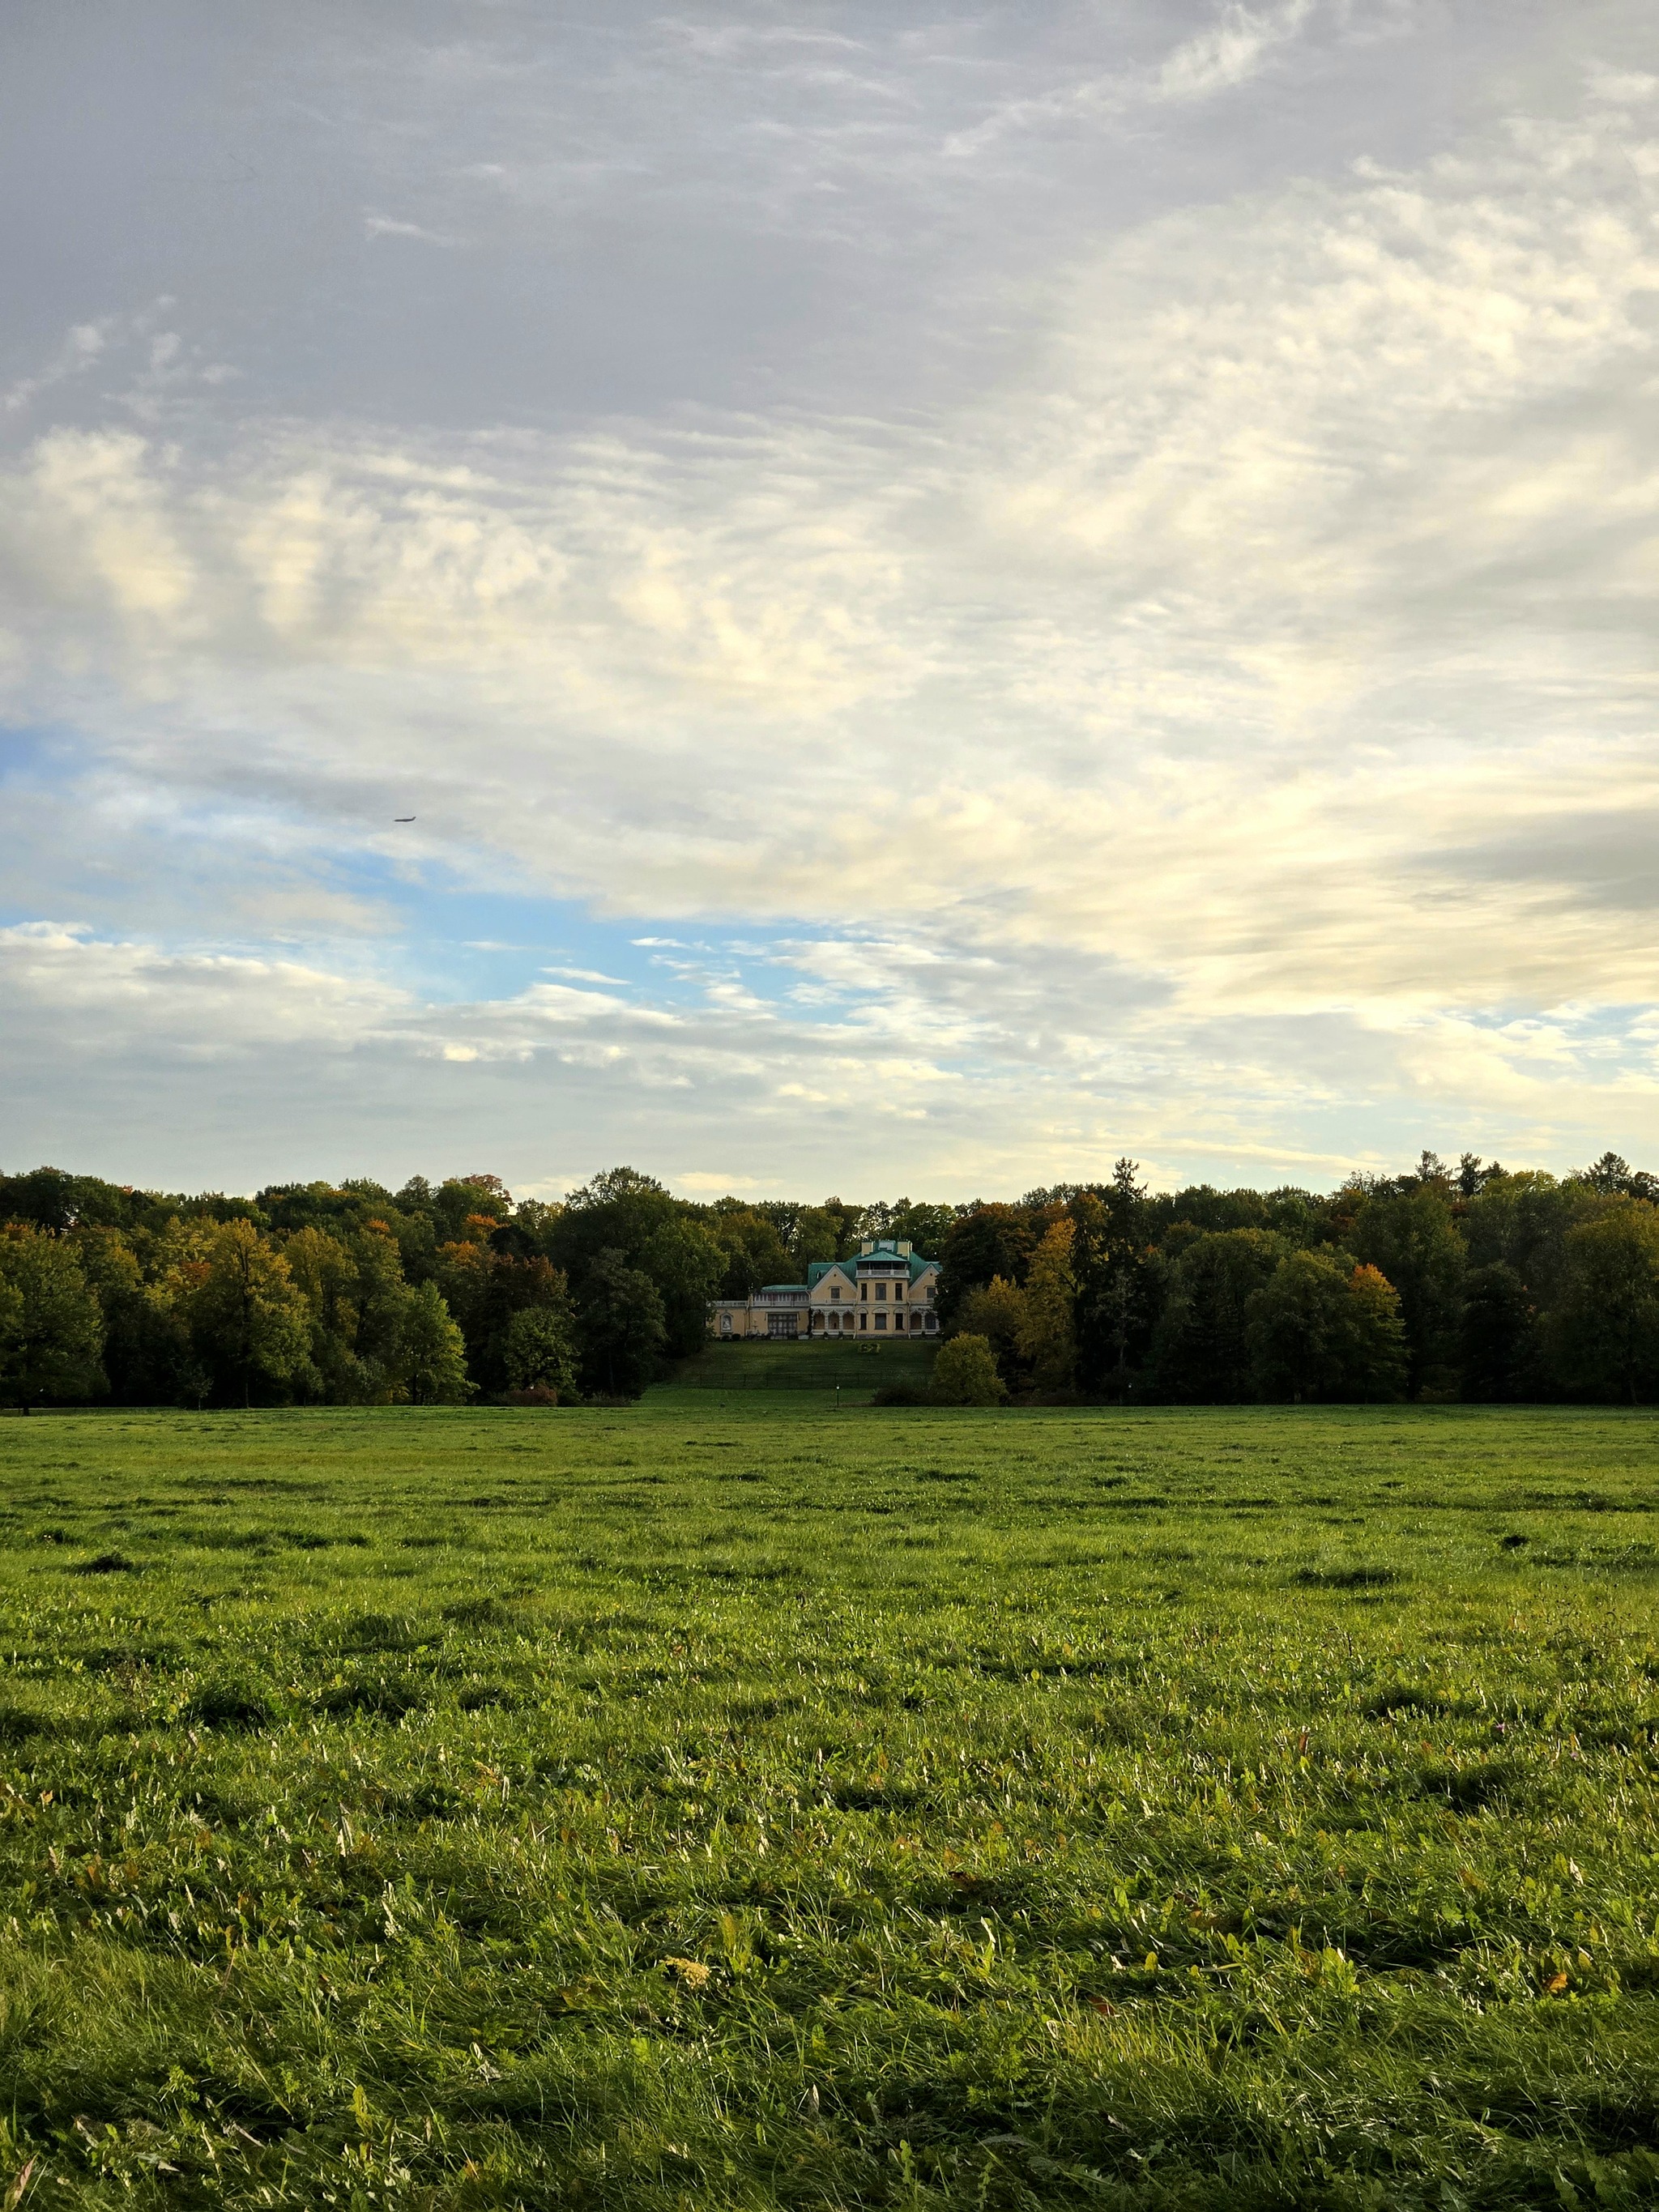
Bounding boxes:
[1,1401,1657,2207]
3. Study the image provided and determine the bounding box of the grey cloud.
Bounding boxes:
[7,2,1659,1189]
[1427,812,1659,910]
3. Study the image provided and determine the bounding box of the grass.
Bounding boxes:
[672,1339,939,1391]
[0,1398,1657,2209]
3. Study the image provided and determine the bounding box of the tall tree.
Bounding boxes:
[552,1169,720,1358]
[1016,1217,1078,1392]
[936,1204,1038,1328]
[954,1276,1027,1388]
[187,1221,311,1406]
[502,1301,581,1400]
[1071,1162,1160,1400]
[398,1281,473,1404]
[0,1228,105,1409]
[1350,1184,1465,1398]
[70,1223,204,1406]
[1149,1229,1285,1401]
[577,1248,667,1400]
[1548,1202,1659,1403]
[1246,1250,1405,1403]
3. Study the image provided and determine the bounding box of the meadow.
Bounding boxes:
[0,1393,1656,2210]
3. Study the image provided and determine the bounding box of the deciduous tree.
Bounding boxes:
[399,1281,473,1404]
[1016,1218,1077,1392]
[188,1220,311,1406]
[502,1302,581,1400]
[1149,1229,1284,1401]
[577,1247,667,1399]
[1549,1201,1659,1403]
[0,1226,105,1408]
[1246,1250,1405,1402]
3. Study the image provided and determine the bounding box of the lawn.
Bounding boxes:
[0,1399,1656,2209]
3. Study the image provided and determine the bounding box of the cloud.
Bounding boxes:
[363,212,457,245]
[7,27,1659,1187]
[3,318,112,416]
[1154,1,1316,103]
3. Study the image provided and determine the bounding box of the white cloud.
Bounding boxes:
[7,36,1659,1187]
[363,212,458,245]
[1154,1,1316,103]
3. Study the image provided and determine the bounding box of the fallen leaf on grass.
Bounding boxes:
[663,1956,712,1988]
[1545,1971,1569,1994]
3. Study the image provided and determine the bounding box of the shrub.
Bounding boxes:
[928,1334,1008,1406]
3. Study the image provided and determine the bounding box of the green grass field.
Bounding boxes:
[1,1400,1657,2210]
[671,1340,939,1392]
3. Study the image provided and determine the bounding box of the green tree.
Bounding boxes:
[398,1281,473,1404]
[1071,1162,1160,1400]
[0,1272,20,1391]
[187,1220,312,1406]
[1462,1171,1590,1314]
[284,1225,370,1400]
[432,1174,514,1245]
[883,1199,957,1258]
[69,1222,203,1405]
[1338,1264,1410,1400]
[936,1204,1038,1328]
[0,1227,105,1408]
[577,1247,667,1399]
[638,1219,726,1357]
[1350,1185,1465,1398]
[954,1276,1027,1387]
[1461,1262,1533,1401]
[928,1333,1008,1406]
[348,1221,421,1391]
[790,1206,845,1269]
[1148,1229,1285,1401]
[502,1302,581,1400]
[706,1207,796,1298]
[1246,1250,1405,1402]
[553,1169,721,1357]
[1548,1201,1659,1403]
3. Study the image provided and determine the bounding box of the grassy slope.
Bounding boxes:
[672,1339,938,1392]
[0,1401,1657,2209]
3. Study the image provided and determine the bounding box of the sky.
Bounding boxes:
[4,0,1659,1203]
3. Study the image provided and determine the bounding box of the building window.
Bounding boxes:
[875,1283,886,1300]
[830,1285,840,1300]
[875,1312,886,1329]
[859,1312,868,1331]
[860,1284,868,1302]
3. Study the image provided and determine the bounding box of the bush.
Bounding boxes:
[928,1334,1008,1406]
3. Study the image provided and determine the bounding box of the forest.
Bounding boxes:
[1,1149,1657,1409]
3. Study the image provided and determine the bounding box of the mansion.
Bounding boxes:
[710,1238,941,1340]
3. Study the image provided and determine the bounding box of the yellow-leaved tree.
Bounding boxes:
[1017,1217,1077,1392]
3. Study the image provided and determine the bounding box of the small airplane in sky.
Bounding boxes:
[394,815,416,822]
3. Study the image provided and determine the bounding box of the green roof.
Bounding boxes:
[806,1242,936,1289]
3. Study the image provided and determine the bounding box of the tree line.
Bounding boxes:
[0,1166,948,1410]
[933,1151,1659,1406]
[1,1150,1657,1409]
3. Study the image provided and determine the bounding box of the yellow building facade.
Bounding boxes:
[709,1238,940,1340]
